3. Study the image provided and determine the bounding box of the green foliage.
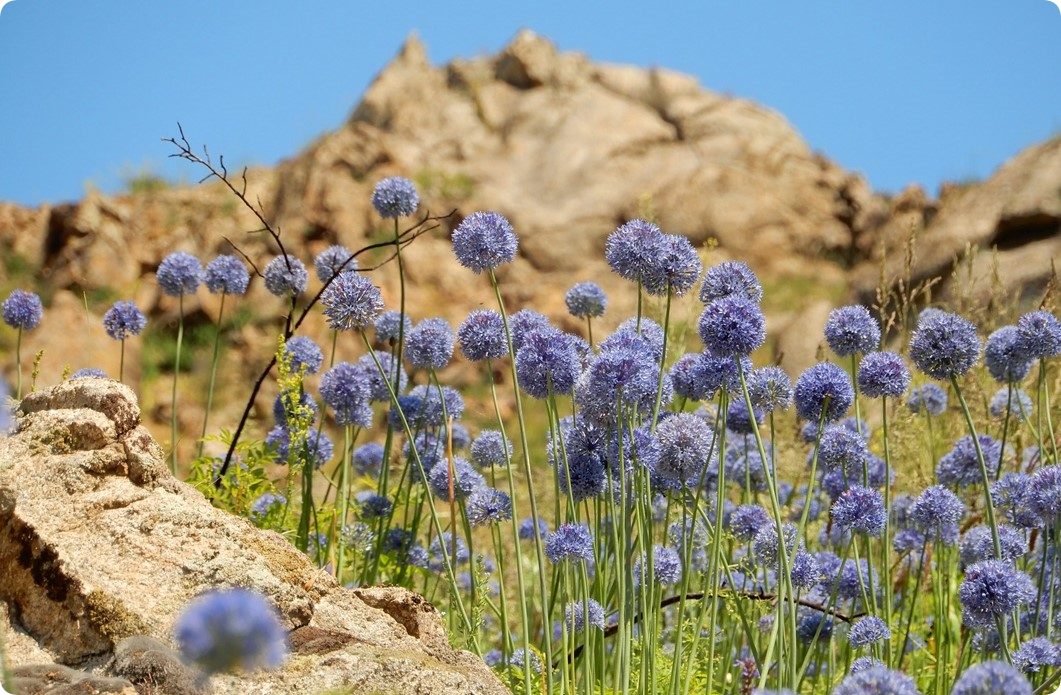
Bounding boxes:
[414,168,475,203]
[187,430,276,519]
[123,168,172,195]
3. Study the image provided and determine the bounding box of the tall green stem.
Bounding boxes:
[197,292,227,459]
[170,294,185,475]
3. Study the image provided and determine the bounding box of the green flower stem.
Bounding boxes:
[950,375,1003,559]
[336,424,353,584]
[14,327,22,399]
[649,285,673,428]
[197,291,227,459]
[880,396,895,667]
[170,294,185,475]
[118,338,126,383]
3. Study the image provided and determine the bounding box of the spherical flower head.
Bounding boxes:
[519,516,548,540]
[427,457,485,502]
[510,647,543,674]
[405,317,455,369]
[989,387,1033,419]
[515,327,582,399]
[249,492,286,521]
[824,305,881,356]
[451,210,519,273]
[359,351,407,401]
[642,234,702,297]
[731,505,772,542]
[936,434,1001,488]
[795,612,832,644]
[313,245,357,283]
[263,255,308,299]
[465,487,513,526]
[320,273,384,332]
[794,362,854,424]
[373,310,412,347]
[907,383,947,416]
[319,361,373,428]
[832,666,920,695]
[985,326,1034,383]
[605,218,665,283]
[458,309,509,361]
[953,660,1033,695]
[832,485,886,537]
[850,656,886,674]
[352,442,385,476]
[1030,465,1061,524]
[265,425,333,469]
[847,615,890,648]
[909,310,981,380]
[371,176,419,219]
[991,473,1041,529]
[565,281,608,319]
[509,309,551,353]
[355,491,393,521]
[700,261,762,304]
[271,391,318,428]
[1015,310,1061,360]
[670,353,713,401]
[545,522,594,563]
[470,430,513,468]
[575,337,660,425]
[698,296,766,357]
[427,532,470,572]
[174,588,286,674]
[157,252,202,297]
[959,560,1036,629]
[857,351,910,399]
[634,545,681,586]
[959,524,1026,567]
[748,366,793,412]
[204,255,250,296]
[281,336,323,375]
[725,398,763,435]
[102,301,146,341]
[893,529,926,554]
[816,425,869,477]
[655,412,714,484]
[609,317,667,362]
[564,599,606,633]
[910,485,965,541]
[1012,636,1061,673]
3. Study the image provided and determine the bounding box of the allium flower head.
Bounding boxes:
[545,523,594,563]
[3,289,43,331]
[564,599,606,633]
[359,351,407,401]
[989,387,1033,418]
[428,532,470,571]
[470,430,512,468]
[405,317,455,369]
[910,485,965,542]
[831,485,886,537]
[509,309,551,353]
[655,412,714,484]
[850,657,886,674]
[266,426,333,469]
[427,457,485,501]
[700,261,762,304]
[371,176,419,218]
[642,234,702,297]
[102,301,146,341]
[725,398,763,435]
[634,545,681,586]
[794,362,854,423]
[1012,636,1061,673]
[565,282,608,318]
[959,524,1026,567]
[605,218,665,283]
[174,589,286,674]
[204,255,250,295]
[452,211,518,273]
[465,487,513,526]
[953,661,1033,695]
[848,616,890,648]
[373,310,412,346]
[320,273,384,332]
[907,383,947,416]
[747,366,793,412]
[352,442,385,476]
[458,309,509,361]
[249,492,286,521]
[519,517,548,540]
[991,473,1041,529]
[1029,465,1061,524]
[984,326,1034,383]
[909,310,981,380]
[824,305,881,356]
[669,353,714,401]
[816,425,869,477]
[313,245,357,283]
[610,317,666,361]
[157,252,202,297]
[355,491,393,520]
[832,667,920,695]
[575,336,660,425]
[319,361,373,428]
[698,296,766,357]
[271,391,318,428]
[515,327,582,399]
[936,434,1001,488]
[730,504,772,542]
[959,560,1036,629]
[281,336,323,375]
[1015,310,1061,360]
[858,351,910,399]
[263,255,308,299]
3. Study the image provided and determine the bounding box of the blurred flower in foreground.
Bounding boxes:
[175,588,287,675]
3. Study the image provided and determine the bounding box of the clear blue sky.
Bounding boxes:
[2,1,1060,207]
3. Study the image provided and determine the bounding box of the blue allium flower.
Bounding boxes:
[470,430,512,468]
[564,599,606,632]
[857,351,910,398]
[832,666,919,695]
[371,176,419,219]
[907,383,947,416]
[2,288,43,333]
[831,486,886,537]
[515,327,582,399]
[1012,636,1061,673]
[427,457,485,501]
[936,434,1001,488]
[359,351,408,401]
[575,335,660,425]
[382,528,416,554]
[893,529,926,554]
[731,505,772,542]
[565,282,608,318]
[1015,310,1061,360]
[850,656,886,674]
[848,616,891,648]
[465,487,513,526]
[340,522,375,552]
[271,390,316,430]
[373,310,412,346]
[824,305,880,356]
[204,255,250,295]
[989,387,1033,418]
[1029,465,1061,524]
[519,517,548,540]
[174,589,286,674]
[545,523,594,563]
[794,362,854,424]
[156,252,202,297]
[428,532,470,572]
[669,353,713,401]
[555,423,608,502]
[355,491,393,520]
[313,245,357,283]
[752,524,807,575]
[281,336,323,375]
[795,612,832,644]
[510,647,543,674]
[262,255,308,298]
[458,309,508,361]
[960,524,1026,567]
[991,473,1041,529]
[910,485,965,543]
[822,558,878,601]
[698,296,766,357]
[320,272,384,331]
[984,326,1034,383]
[959,560,1036,629]
[635,545,681,586]
[509,309,551,353]
[747,366,792,412]
[265,426,333,469]
[68,367,105,379]
[249,492,286,521]
[319,361,374,428]
[699,261,762,304]
[352,442,385,476]
[725,398,763,435]
[405,384,464,427]
[452,211,518,273]
[816,425,869,477]
[642,234,702,297]
[909,310,981,380]
[655,412,714,484]
[605,218,665,283]
[102,301,146,340]
[951,660,1032,695]
[405,318,455,369]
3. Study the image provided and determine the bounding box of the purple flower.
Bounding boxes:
[371,176,419,219]
[359,351,407,400]
[427,457,485,501]
[831,485,886,537]
[352,442,385,476]
[552,417,608,502]
[857,351,910,398]
[910,485,965,542]
[832,667,919,695]
[564,599,606,632]
[1029,465,1061,524]
[262,255,308,298]
[725,398,763,435]
[204,255,249,295]
[670,353,713,402]
[989,387,1033,418]
[71,368,106,379]
[575,335,660,425]
[271,391,318,428]
[699,261,762,304]
[2,289,43,330]
[465,487,513,526]
[373,310,412,346]
[281,336,323,375]
[816,425,869,477]
[1016,310,1061,360]
[452,211,518,273]
[1012,637,1061,673]
[824,305,880,357]
[428,532,470,571]
[102,301,146,340]
[909,310,981,380]
[850,656,886,674]
[794,362,854,424]
[907,383,947,415]
[605,218,665,283]
[747,366,792,412]
[355,491,393,520]
[565,282,608,318]
[249,492,286,521]
[848,616,890,648]
[634,545,681,586]
[609,317,666,362]
[320,273,384,332]
[175,589,286,674]
[515,327,582,399]
[470,430,512,468]
[698,296,766,357]
[952,661,1031,694]
[519,517,548,540]
[509,309,551,353]
[458,309,509,361]
[655,412,715,484]
[405,317,455,369]
[730,504,772,542]
[319,361,373,428]
[157,252,202,297]
[959,560,1036,629]
[985,326,1034,382]
[936,434,1001,488]
[545,523,594,563]
[313,245,357,283]
[991,473,1041,529]
[266,426,333,469]
[959,524,1026,567]
[642,234,702,297]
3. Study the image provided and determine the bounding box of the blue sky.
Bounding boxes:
[1,1,1059,207]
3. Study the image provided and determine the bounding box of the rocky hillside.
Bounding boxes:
[1,31,1059,459]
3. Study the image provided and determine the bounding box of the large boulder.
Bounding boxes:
[0,378,507,695]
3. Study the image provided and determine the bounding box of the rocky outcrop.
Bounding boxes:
[0,378,507,695]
